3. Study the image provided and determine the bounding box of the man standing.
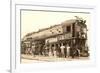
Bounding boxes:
[31,46,35,57]
[60,43,65,58]
[66,44,70,58]
[53,45,57,58]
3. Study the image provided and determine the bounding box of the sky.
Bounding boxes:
[21,10,91,38]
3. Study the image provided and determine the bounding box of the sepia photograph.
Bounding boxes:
[20,10,90,63]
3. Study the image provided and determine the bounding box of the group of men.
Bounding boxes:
[24,43,80,59]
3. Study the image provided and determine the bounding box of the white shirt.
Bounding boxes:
[60,45,65,53]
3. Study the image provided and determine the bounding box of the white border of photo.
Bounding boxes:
[11,0,96,73]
